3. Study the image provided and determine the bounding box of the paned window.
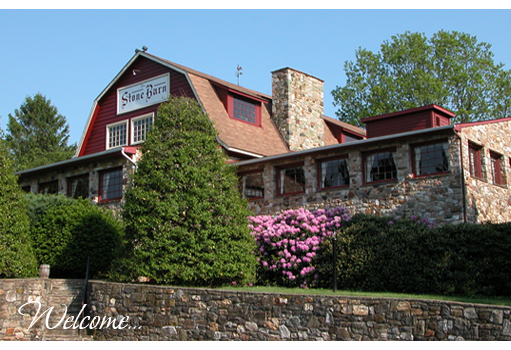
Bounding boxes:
[132,114,153,144]
[469,143,484,179]
[39,180,58,194]
[99,168,123,202]
[413,141,450,176]
[277,165,305,195]
[364,150,397,183]
[107,121,127,149]
[240,171,264,199]
[490,151,506,186]
[319,157,350,189]
[233,97,256,124]
[67,175,89,199]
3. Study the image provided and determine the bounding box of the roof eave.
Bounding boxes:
[233,125,455,168]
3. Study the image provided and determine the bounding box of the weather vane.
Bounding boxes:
[236,65,243,85]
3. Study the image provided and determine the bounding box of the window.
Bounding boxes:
[233,97,257,124]
[131,113,153,144]
[469,143,483,179]
[364,150,397,183]
[412,141,450,176]
[99,168,123,202]
[490,151,506,186]
[39,180,58,194]
[21,186,31,193]
[67,174,89,199]
[240,171,264,199]
[277,165,305,195]
[107,121,128,149]
[319,157,350,189]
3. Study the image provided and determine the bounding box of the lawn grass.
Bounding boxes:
[218,285,511,307]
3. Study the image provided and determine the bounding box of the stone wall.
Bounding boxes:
[271,68,325,151]
[18,155,136,215]
[0,279,50,340]
[240,130,466,226]
[459,120,511,223]
[86,280,511,341]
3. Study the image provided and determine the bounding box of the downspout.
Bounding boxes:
[454,129,468,223]
[122,147,138,171]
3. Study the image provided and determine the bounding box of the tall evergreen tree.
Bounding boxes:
[113,96,256,287]
[5,93,76,171]
[0,136,38,277]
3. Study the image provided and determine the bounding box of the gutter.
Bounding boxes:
[215,136,263,158]
[233,125,456,167]
[122,147,138,170]
[15,147,138,176]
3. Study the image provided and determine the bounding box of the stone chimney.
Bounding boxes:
[271,68,325,151]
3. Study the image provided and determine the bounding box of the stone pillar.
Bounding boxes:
[271,68,325,151]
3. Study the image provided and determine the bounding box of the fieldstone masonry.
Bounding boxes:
[18,155,137,215]
[271,68,325,151]
[241,129,467,225]
[240,120,511,225]
[0,279,90,341]
[459,120,511,223]
[86,281,511,341]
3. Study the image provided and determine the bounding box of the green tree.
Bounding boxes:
[0,137,38,277]
[332,30,511,126]
[113,96,257,287]
[5,93,76,171]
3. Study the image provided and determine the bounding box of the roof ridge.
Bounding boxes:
[143,52,272,101]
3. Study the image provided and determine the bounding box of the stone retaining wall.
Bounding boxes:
[87,280,511,341]
[1,279,52,341]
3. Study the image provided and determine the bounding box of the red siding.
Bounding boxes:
[81,56,195,156]
[365,108,452,139]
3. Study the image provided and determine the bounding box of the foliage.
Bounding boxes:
[316,214,511,297]
[332,30,511,126]
[27,193,123,278]
[0,138,38,277]
[5,93,76,171]
[113,96,257,287]
[249,207,351,289]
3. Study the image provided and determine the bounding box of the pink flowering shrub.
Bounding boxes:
[249,207,350,288]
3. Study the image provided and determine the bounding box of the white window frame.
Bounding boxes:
[131,113,154,145]
[106,120,128,150]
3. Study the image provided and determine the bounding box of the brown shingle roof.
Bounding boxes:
[322,115,367,137]
[143,53,289,157]
[187,74,289,157]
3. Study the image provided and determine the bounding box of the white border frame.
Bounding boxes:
[131,112,155,145]
[106,120,129,150]
[117,73,170,115]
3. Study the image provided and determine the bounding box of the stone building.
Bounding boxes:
[17,50,511,224]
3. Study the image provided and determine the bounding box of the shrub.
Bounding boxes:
[0,138,38,277]
[27,193,123,278]
[113,96,257,287]
[249,207,351,288]
[316,214,511,297]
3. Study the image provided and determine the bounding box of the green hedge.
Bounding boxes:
[27,193,123,278]
[316,214,511,297]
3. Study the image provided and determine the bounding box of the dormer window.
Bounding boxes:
[233,97,256,124]
[213,85,263,127]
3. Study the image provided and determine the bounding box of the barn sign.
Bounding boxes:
[117,74,169,114]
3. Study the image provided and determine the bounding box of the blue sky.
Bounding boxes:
[1,9,511,146]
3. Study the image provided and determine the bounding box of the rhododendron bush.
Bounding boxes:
[249,207,351,288]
